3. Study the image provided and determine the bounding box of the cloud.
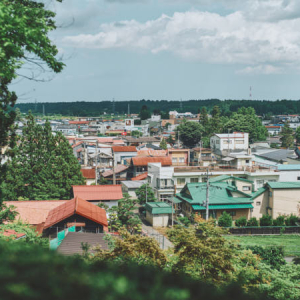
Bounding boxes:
[63,9,300,72]
[236,65,282,75]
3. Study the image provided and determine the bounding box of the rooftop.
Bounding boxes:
[72,185,123,201]
[80,168,95,179]
[145,202,173,214]
[102,165,128,177]
[267,182,300,189]
[132,172,148,181]
[132,156,172,167]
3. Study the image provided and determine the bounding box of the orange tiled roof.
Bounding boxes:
[132,172,148,181]
[72,185,123,201]
[69,121,89,125]
[137,150,167,157]
[1,229,26,239]
[80,168,96,179]
[131,156,172,167]
[112,146,137,152]
[4,201,68,225]
[44,197,108,229]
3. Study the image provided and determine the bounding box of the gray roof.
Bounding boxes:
[125,137,160,143]
[57,232,109,256]
[121,180,147,189]
[256,149,297,162]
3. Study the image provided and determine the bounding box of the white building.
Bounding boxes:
[210,132,249,154]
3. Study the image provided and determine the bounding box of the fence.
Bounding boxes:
[49,226,75,250]
[226,226,300,235]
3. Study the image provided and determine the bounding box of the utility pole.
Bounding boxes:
[113,153,116,185]
[171,195,174,227]
[205,168,209,221]
[95,140,98,185]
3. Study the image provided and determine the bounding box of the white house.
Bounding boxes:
[210,132,249,154]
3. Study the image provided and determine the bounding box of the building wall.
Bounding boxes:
[279,170,300,182]
[252,192,269,219]
[234,181,253,194]
[86,179,96,185]
[270,189,300,218]
[145,211,169,227]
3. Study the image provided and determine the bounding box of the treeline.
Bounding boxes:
[15,99,300,117]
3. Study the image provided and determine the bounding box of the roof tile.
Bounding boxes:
[72,185,123,201]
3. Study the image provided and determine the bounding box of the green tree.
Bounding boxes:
[0,0,64,152]
[166,134,175,145]
[108,194,141,233]
[1,113,85,200]
[139,105,151,120]
[295,126,300,144]
[135,184,156,205]
[218,212,232,227]
[131,130,142,137]
[199,107,209,128]
[159,138,167,150]
[176,120,204,148]
[223,107,268,142]
[0,203,18,224]
[280,122,294,148]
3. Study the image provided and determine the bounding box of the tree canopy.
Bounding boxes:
[176,120,204,148]
[1,113,85,200]
[280,122,294,148]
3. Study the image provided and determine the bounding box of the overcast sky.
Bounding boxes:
[13,0,300,102]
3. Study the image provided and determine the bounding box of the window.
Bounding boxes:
[177,178,186,185]
[297,177,300,181]
[179,157,185,163]
[242,186,251,191]
[235,140,244,144]
[190,178,199,183]
[256,202,261,206]
[172,157,177,163]
[246,160,250,163]
[269,191,273,197]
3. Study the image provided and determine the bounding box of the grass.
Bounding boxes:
[225,234,300,256]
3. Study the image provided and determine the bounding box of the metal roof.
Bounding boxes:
[145,202,173,214]
[121,180,147,188]
[251,187,267,199]
[192,204,254,210]
[112,146,137,152]
[132,156,172,166]
[267,182,300,189]
[72,185,123,201]
[277,164,300,171]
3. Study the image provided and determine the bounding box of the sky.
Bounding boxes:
[12,0,300,102]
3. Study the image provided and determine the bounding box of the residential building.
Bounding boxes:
[145,202,173,227]
[167,148,190,166]
[102,165,129,184]
[121,180,147,199]
[80,168,96,185]
[265,125,282,135]
[112,146,137,166]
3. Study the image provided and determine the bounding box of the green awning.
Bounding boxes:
[192,204,254,211]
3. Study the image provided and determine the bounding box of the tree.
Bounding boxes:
[247,217,259,227]
[280,122,294,148]
[176,120,204,148]
[131,130,142,137]
[135,184,156,205]
[1,113,85,200]
[0,203,18,224]
[218,212,232,227]
[107,194,141,233]
[159,138,167,150]
[199,107,209,128]
[223,107,268,142]
[295,126,300,144]
[0,0,64,152]
[166,134,175,145]
[139,105,151,120]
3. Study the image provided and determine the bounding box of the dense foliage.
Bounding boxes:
[15,99,300,116]
[218,212,233,227]
[136,184,156,205]
[1,113,85,200]
[176,120,204,148]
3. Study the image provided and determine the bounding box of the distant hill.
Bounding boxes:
[15,99,300,116]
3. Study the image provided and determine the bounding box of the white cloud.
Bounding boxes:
[62,9,300,73]
[236,65,282,75]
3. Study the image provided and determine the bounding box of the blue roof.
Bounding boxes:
[277,164,300,171]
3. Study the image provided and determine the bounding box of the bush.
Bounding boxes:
[260,215,273,226]
[247,217,259,227]
[178,216,191,227]
[218,212,232,227]
[247,245,286,270]
[273,215,285,226]
[285,214,299,226]
[235,217,247,227]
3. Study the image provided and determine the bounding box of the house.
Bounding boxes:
[112,146,137,166]
[191,148,216,166]
[102,165,129,184]
[128,156,172,178]
[124,136,161,147]
[175,181,254,220]
[80,168,96,185]
[167,148,190,166]
[72,185,123,208]
[210,132,249,155]
[145,202,173,227]
[121,180,147,198]
[265,126,282,135]
[43,197,108,236]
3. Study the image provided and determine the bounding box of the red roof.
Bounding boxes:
[265,126,281,128]
[72,141,84,148]
[72,185,123,201]
[1,229,26,239]
[81,168,96,179]
[132,172,148,181]
[112,146,137,152]
[44,197,108,229]
[131,156,172,167]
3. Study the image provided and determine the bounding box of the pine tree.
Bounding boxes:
[199,107,209,127]
[1,113,85,200]
[159,138,167,150]
[280,121,294,148]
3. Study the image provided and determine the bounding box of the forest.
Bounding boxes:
[15,99,300,117]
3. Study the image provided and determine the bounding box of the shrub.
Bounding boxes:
[260,215,273,226]
[218,212,232,227]
[273,215,285,226]
[247,217,259,227]
[178,216,191,227]
[285,214,299,226]
[247,245,286,270]
[235,216,247,227]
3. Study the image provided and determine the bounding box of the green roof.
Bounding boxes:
[172,197,182,204]
[192,204,254,211]
[145,202,172,214]
[267,182,300,189]
[251,187,267,199]
[210,175,253,184]
[176,182,253,206]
